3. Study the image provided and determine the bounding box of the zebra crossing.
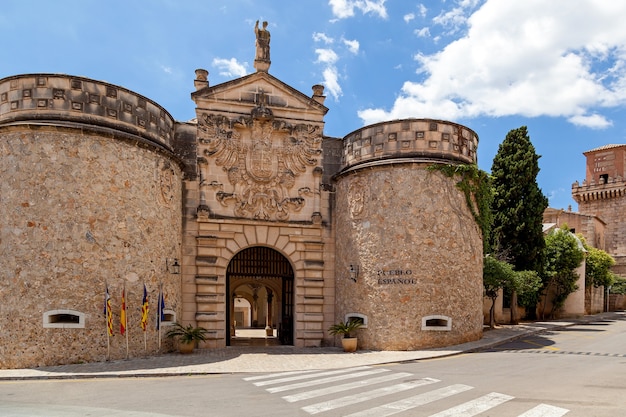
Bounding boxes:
[243,366,570,416]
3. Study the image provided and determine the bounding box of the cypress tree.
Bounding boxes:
[490,126,548,273]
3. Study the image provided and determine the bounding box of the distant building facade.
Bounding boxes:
[543,208,605,315]
[0,28,485,368]
[572,144,626,278]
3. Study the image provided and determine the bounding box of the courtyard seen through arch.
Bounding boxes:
[226,246,294,346]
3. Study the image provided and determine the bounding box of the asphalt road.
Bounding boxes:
[1,314,624,416]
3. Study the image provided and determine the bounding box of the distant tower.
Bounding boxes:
[572,144,626,277]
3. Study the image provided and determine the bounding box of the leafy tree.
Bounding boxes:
[510,269,542,311]
[582,239,616,289]
[483,256,515,328]
[611,277,626,295]
[541,227,584,319]
[490,126,548,273]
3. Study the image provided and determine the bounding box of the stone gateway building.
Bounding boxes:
[0,26,484,369]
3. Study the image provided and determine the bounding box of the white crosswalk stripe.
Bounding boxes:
[282,373,429,403]
[518,403,570,417]
[301,377,441,414]
[341,384,474,417]
[243,366,571,417]
[267,368,390,393]
[243,369,318,382]
[247,366,373,387]
[428,391,514,417]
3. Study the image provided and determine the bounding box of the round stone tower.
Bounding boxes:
[0,74,183,368]
[333,118,484,350]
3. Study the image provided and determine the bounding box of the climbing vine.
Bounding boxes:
[427,163,493,252]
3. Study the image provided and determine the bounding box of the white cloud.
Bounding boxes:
[315,48,339,65]
[212,58,248,78]
[418,4,427,18]
[432,6,469,35]
[431,0,481,36]
[568,114,612,129]
[328,0,388,19]
[414,27,430,38]
[358,0,626,129]
[322,67,343,100]
[313,32,334,44]
[343,38,360,54]
[315,48,342,100]
[404,13,415,24]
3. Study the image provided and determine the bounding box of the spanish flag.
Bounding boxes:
[120,287,127,336]
[140,284,149,331]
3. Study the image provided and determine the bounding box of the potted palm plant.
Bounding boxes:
[328,319,363,352]
[165,322,209,353]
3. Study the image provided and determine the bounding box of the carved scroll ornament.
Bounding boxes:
[199,111,322,220]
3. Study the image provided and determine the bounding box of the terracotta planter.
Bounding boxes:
[178,341,195,354]
[341,337,358,352]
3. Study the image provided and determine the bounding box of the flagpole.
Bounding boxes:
[126,310,130,359]
[105,283,110,361]
[124,284,129,359]
[143,282,148,352]
[157,282,162,351]
[107,303,111,361]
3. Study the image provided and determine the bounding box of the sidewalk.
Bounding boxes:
[0,313,616,381]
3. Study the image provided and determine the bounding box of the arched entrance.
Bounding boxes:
[226,246,294,346]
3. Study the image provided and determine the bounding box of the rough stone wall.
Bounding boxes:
[334,165,483,350]
[0,126,182,369]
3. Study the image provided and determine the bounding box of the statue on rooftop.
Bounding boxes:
[254,20,271,62]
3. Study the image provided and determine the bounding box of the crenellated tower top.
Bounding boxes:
[572,144,626,203]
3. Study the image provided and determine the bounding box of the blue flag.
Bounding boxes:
[156,288,165,330]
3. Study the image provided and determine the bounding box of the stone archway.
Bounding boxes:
[226,246,294,346]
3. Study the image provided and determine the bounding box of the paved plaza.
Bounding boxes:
[2,315,615,381]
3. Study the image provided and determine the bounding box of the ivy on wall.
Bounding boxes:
[427,163,493,253]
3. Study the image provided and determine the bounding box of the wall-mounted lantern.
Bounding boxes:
[166,258,181,275]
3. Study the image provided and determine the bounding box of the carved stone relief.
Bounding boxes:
[348,177,368,219]
[157,160,176,207]
[198,98,322,220]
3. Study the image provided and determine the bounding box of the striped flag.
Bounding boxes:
[104,285,113,336]
[140,284,149,331]
[120,287,127,335]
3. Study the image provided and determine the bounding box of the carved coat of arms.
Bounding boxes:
[198,96,322,220]
[157,160,176,207]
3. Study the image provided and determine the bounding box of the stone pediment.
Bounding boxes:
[192,71,327,123]
[193,71,327,222]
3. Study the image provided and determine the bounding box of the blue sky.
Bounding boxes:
[2,0,626,211]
